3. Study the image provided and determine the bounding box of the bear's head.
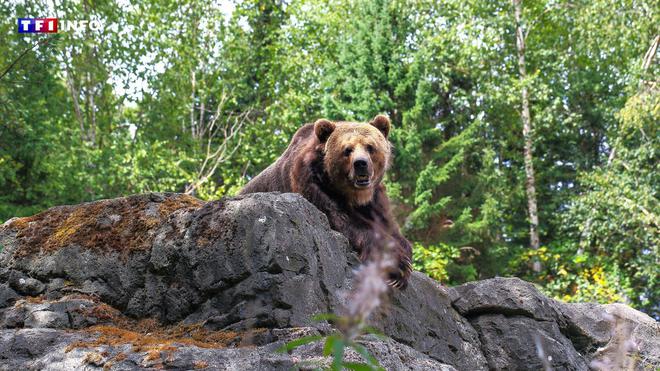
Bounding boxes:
[314,115,391,206]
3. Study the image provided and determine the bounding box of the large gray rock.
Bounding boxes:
[561,303,660,370]
[0,192,657,370]
[450,277,660,370]
[0,285,18,309]
[450,277,562,321]
[449,277,587,370]
[0,193,354,329]
[0,328,455,371]
[375,273,487,369]
[470,314,588,370]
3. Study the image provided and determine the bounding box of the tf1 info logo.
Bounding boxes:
[17,18,103,33]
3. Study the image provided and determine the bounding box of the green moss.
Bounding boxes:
[7,194,205,257]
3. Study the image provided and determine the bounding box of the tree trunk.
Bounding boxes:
[65,70,86,143]
[513,0,541,271]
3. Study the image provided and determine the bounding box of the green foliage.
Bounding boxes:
[511,243,633,306]
[277,314,384,371]
[564,89,658,315]
[412,242,460,283]
[512,88,659,317]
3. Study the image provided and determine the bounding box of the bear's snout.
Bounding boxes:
[352,156,371,187]
[353,158,369,175]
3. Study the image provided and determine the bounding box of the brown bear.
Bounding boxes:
[239,114,413,288]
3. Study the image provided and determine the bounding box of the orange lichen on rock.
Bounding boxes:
[158,194,204,217]
[193,360,209,369]
[113,352,127,362]
[83,351,105,366]
[87,303,122,322]
[99,351,128,370]
[25,295,47,304]
[6,215,36,230]
[144,349,162,361]
[70,301,128,328]
[4,194,205,257]
[65,319,262,355]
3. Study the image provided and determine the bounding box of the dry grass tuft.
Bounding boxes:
[65,319,265,355]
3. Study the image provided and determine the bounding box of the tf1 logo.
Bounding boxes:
[18,18,103,33]
[18,18,58,33]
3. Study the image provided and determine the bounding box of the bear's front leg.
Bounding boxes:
[389,231,413,288]
[359,187,413,288]
[350,222,412,289]
[293,180,411,289]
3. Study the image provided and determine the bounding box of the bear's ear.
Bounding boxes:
[369,114,391,138]
[314,119,336,143]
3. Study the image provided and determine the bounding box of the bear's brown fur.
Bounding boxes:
[239,115,412,288]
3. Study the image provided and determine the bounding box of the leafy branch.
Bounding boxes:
[277,313,385,371]
[0,36,55,81]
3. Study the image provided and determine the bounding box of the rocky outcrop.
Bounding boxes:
[0,192,658,370]
[449,279,659,370]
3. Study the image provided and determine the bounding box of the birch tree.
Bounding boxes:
[512,0,541,271]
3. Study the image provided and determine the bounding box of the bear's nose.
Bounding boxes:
[353,159,368,173]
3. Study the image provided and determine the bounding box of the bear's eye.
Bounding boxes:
[343,147,353,157]
[366,144,375,154]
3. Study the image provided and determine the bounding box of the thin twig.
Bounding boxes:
[184,98,251,195]
[0,37,54,81]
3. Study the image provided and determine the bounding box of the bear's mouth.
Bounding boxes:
[354,176,370,188]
